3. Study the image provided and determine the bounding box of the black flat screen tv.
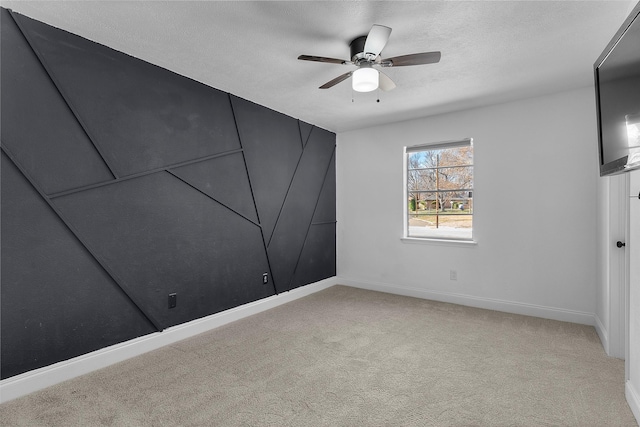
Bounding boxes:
[594,1,640,176]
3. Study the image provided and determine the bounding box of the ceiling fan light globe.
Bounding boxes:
[352,67,379,92]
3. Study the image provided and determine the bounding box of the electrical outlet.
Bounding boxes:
[450,270,457,281]
[168,293,177,309]
[263,273,269,285]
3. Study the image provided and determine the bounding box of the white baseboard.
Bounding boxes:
[627,380,640,425]
[594,315,610,355]
[337,276,596,326]
[0,277,337,404]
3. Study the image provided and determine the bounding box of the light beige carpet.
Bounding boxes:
[0,285,636,426]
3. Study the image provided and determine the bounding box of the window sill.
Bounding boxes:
[400,237,477,247]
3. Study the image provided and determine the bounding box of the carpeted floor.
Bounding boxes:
[0,285,637,426]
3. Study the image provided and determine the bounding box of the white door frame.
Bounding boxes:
[626,171,640,382]
[608,173,629,360]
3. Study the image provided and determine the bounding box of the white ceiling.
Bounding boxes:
[1,1,635,132]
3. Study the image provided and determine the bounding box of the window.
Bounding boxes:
[404,139,473,241]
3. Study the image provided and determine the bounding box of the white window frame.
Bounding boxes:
[402,138,476,245]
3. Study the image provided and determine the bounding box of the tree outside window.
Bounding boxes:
[405,139,473,240]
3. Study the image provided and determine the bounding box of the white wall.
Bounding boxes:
[337,87,599,323]
[627,169,640,421]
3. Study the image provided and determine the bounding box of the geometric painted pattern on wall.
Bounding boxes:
[0,153,157,379]
[0,9,114,195]
[290,153,336,290]
[52,171,273,330]
[171,152,259,224]
[0,8,336,379]
[312,153,337,225]
[265,127,336,293]
[231,96,305,246]
[299,121,314,149]
[290,222,337,291]
[12,11,242,179]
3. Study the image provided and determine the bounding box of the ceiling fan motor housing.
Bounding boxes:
[349,35,369,63]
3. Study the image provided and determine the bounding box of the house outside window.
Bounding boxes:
[404,139,473,241]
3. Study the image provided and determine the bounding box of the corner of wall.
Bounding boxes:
[626,380,640,425]
[594,314,610,355]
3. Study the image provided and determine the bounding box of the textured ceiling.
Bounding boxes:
[1,1,635,132]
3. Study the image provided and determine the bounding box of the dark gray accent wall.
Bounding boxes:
[1,8,336,379]
[1,154,157,378]
[11,11,241,179]
[231,96,304,246]
[0,9,114,194]
[266,128,336,293]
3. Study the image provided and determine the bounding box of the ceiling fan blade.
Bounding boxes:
[363,24,392,57]
[378,71,396,92]
[298,55,348,65]
[319,71,353,89]
[381,51,441,67]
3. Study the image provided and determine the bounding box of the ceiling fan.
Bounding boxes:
[298,24,441,92]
